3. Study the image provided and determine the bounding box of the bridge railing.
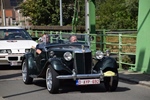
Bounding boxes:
[27,29,137,70]
[92,30,137,70]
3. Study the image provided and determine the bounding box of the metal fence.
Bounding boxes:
[94,30,137,70]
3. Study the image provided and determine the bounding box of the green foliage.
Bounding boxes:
[20,0,74,25]
[95,0,138,29]
[20,0,138,28]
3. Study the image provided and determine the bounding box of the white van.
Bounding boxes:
[0,26,37,66]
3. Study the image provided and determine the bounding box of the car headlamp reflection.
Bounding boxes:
[63,52,72,61]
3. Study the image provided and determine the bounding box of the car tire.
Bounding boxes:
[104,70,118,92]
[22,60,33,84]
[46,65,59,94]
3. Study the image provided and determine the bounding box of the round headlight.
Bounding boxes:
[63,52,72,61]
[96,51,104,59]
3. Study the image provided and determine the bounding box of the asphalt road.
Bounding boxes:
[0,66,150,100]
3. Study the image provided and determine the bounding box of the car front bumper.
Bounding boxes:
[56,70,116,81]
[0,53,24,66]
[57,73,104,80]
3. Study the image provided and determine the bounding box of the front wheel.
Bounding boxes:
[104,70,119,91]
[46,65,59,94]
[22,60,33,84]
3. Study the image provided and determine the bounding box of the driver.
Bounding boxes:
[4,32,9,39]
[69,35,77,43]
[36,34,50,54]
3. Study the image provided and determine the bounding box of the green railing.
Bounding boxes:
[93,30,137,70]
[27,30,137,70]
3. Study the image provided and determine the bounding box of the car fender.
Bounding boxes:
[94,56,118,72]
[22,53,36,74]
[48,58,71,73]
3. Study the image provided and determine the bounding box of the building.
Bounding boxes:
[0,0,26,26]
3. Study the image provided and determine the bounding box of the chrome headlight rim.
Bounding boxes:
[96,51,104,59]
[63,52,72,61]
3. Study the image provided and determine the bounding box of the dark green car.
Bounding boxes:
[21,34,119,94]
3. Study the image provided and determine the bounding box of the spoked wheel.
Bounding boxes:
[46,65,59,94]
[104,70,119,92]
[22,60,33,84]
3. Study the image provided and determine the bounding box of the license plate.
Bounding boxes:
[76,79,100,85]
[10,61,18,66]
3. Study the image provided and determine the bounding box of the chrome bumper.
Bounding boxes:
[56,69,104,80]
[57,73,103,79]
[0,53,24,66]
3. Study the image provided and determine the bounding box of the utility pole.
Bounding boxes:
[60,0,63,26]
[1,0,5,26]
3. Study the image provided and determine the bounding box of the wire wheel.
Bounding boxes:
[46,65,59,94]
[22,60,33,84]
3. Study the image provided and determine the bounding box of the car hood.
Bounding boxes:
[0,40,37,53]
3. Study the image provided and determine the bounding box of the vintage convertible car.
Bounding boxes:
[22,34,119,94]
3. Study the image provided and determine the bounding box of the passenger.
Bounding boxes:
[69,35,77,43]
[36,34,50,54]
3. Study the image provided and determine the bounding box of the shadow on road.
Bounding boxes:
[0,72,21,80]
[0,65,21,70]
[3,88,46,99]
[33,79,130,94]
[0,65,21,80]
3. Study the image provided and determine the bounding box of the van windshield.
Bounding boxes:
[0,29,32,40]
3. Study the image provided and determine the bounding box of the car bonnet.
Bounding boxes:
[0,40,37,50]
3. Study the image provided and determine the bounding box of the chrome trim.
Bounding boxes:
[57,69,104,80]
[56,73,103,80]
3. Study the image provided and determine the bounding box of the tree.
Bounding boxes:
[95,0,138,29]
[20,0,74,25]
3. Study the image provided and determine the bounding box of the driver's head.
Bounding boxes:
[69,35,77,43]
[42,34,50,43]
[5,32,9,36]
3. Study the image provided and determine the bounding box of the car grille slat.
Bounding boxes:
[75,52,92,74]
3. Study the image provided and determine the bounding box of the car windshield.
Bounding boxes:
[48,33,90,46]
[0,29,32,40]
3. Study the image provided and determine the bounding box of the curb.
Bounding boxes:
[119,74,150,87]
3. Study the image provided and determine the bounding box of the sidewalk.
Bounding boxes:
[119,70,150,87]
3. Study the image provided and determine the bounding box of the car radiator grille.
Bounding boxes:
[75,52,92,74]
[8,57,18,60]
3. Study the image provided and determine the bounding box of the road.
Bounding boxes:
[0,66,150,100]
